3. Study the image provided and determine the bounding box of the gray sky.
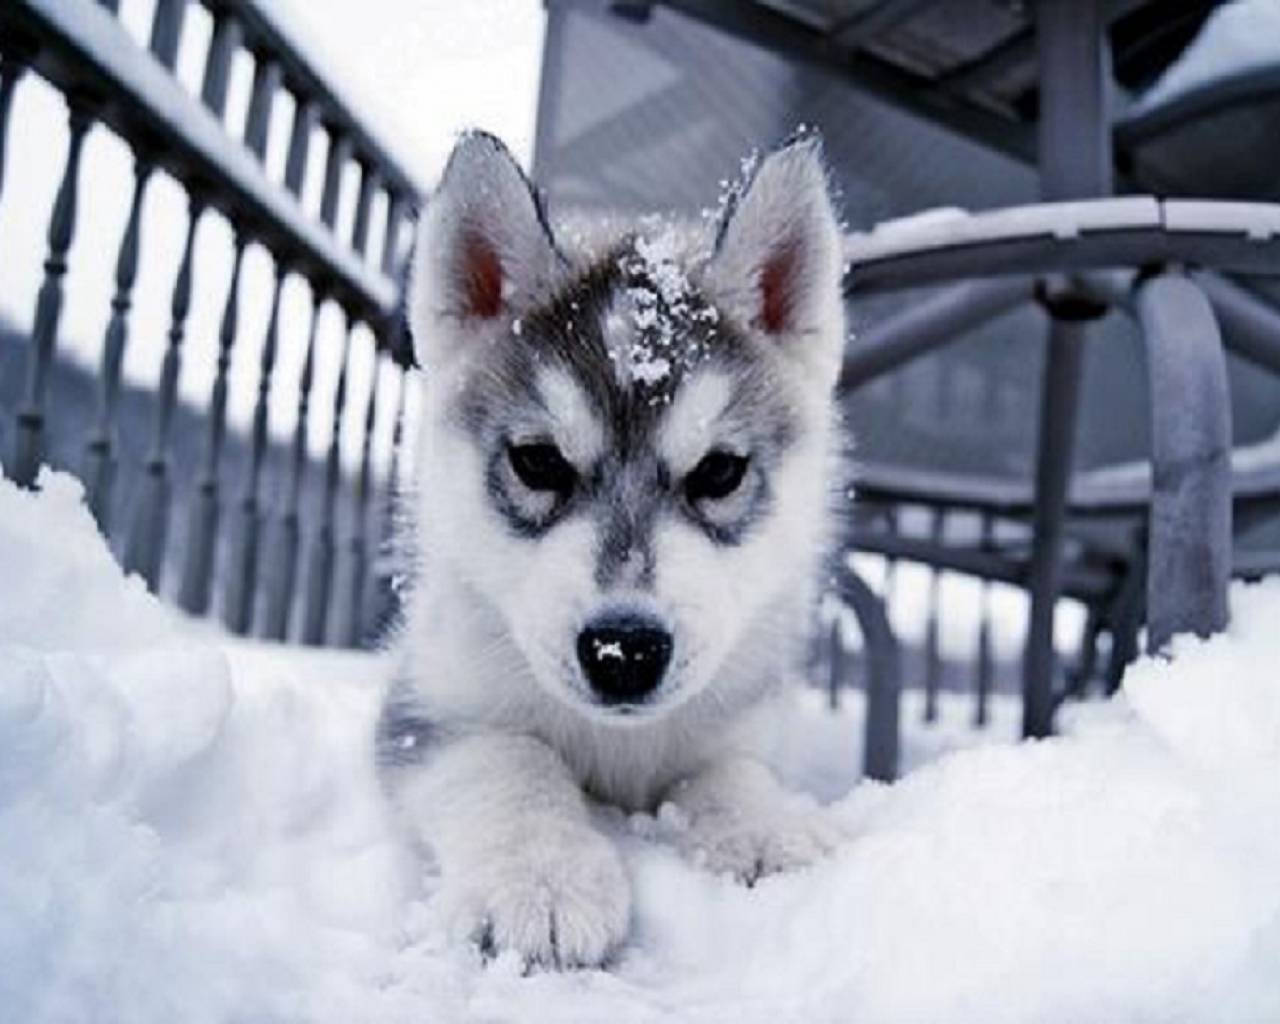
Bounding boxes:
[271,0,545,183]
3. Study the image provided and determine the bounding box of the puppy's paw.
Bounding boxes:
[443,823,630,969]
[678,805,844,886]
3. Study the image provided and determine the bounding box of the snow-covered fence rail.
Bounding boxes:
[0,0,423,646]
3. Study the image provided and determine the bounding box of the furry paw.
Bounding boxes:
[677,805,844,886]
[441,822,631,969]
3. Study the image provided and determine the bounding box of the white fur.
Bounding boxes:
[658,371,732,473]
[535,366,606,466]
[387,131,848,968]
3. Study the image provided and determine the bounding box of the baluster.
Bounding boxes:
[0,55,26,219]
[381,189,406,274]
[84,156,154,531]
[284,99,318,197]
[10,96,93,489]
[352,161,379,255]
[124,195,204,591]
[923,506,944,724]
[243,55,280,161]
[263,286,323,640]
[148,0,188,70]
[380,362,408,542]
[320,129,353,229]
[974,512,994,728]
[200,11,242,118]
[179,230,247,614]
[304,311,355,645]
[224,263,285,634]
[341,338,382,646]
[369,361,409,634]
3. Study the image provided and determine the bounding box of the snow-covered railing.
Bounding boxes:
[0,0,423,646]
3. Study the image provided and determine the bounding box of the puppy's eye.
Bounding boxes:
[685,450,748,502]
[508,442,576,493]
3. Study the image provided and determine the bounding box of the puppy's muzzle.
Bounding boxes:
[576,614,672,705]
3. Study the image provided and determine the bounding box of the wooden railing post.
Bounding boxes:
[148,0,188,71]
[321,128,353,230]
[243,54,280,162]
[284,99,318,198]
[384,362,408,533]
[342,338,382,646]
[369,360,409,635]
[179,229,247,615]
[85,155,154,530]
[263,287,323,640]
[225,263,286,634]
[352,161,380,255]
[381,189,406,276]
[200,11,241,119]
[10,95,93,488]
[304,310,354,644]
[125,194,204,591]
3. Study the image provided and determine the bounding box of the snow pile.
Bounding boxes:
[2,470,1279,1023]
[614,224,718,393]
[1136,0,1280,113]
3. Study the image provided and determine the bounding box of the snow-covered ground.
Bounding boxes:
[3,470,1279,1022]
[1135,0,1280,113]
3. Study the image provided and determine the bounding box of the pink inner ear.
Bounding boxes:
[461,231,503,318]
[759,241,799,334]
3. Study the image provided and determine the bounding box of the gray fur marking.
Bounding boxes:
[453,236,801,588]
[376,675,440,771]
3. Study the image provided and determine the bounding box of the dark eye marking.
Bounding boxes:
[508,441,577,495]
[684,449,749,503]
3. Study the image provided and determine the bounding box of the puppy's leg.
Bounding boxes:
[666,756,843,885]
[393,733,630,968]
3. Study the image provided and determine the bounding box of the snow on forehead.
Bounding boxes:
[597,218,719,396]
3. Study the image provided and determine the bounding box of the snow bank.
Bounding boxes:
[1,470,1278,1023]
[1136,0,1280,114]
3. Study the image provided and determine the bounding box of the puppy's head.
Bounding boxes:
[410,130,844,724]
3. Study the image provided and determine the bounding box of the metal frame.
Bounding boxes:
[828,0,1255,755]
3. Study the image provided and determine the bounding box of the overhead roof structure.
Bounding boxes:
[649,2,1224,159]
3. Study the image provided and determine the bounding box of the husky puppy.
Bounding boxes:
[379,129,847,968]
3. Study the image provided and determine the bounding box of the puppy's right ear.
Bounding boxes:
[410,131,560,367]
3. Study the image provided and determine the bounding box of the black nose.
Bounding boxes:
[576,615,673,705]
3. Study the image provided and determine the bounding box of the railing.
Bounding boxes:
[0,0,423,645]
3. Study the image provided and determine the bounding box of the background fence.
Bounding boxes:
[0,0,423,646]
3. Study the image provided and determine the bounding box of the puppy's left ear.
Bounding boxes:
[704,132,845,381]
[411,131,561,367]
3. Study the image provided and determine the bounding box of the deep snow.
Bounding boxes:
[1,470,1278,1023]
